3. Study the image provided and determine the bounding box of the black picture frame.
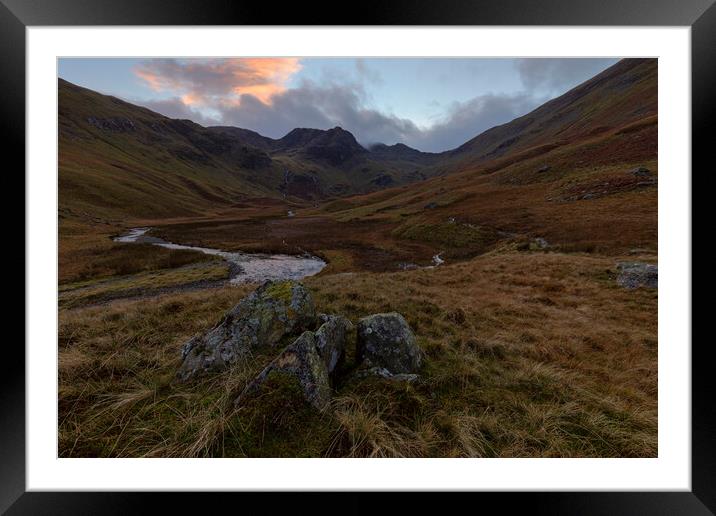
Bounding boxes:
[5,0,710,513]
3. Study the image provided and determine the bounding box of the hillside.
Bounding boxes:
[309,59,658,255]
[146,58,658,266]
[59,59,656,226]
[442,58,657,169]
[58,79,437,222]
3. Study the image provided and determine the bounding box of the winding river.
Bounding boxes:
[114,227,327,284]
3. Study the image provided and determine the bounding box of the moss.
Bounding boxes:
[231,371,330,457]
[264,280,295,303]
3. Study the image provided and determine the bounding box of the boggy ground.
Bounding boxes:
[58,250,657,458]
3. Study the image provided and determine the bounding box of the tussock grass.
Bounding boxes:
[59,262,230,308]
[59,225,224,285]
[58,251,657,458]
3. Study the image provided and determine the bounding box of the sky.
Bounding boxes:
[58,57,618,152]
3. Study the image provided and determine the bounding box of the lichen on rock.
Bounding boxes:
[356,312,422,374]
[315,313,353,377]
[235,331,332,410]
[616,261,658,289]
[176,280,316,382]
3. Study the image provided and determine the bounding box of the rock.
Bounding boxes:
[537,165,551,173]
[370,174,394,187]
[629,166,652,177]
[628,248,653,255]
[530,237,549,250]
[354,366,419,383]
[616,262,658,289]
[176,280,316,382]
[424,202,438,209]
[86,116,136,132]
[235,331,331,410]
[356,313,422,374]
[315,314,353,376]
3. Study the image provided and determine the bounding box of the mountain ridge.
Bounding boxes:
[58,58,657,222]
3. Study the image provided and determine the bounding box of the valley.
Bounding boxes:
[57,58,659,458]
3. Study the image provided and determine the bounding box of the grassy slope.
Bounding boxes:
[59,79,286,221]
[59,80,437,223]
[59,251,656,457]
[319,120,657,255]
[443,58,657,170]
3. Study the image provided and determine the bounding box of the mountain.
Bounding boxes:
[58,80,437,220]
[58,58,656,230]
[442,58,657,169]
[369,143,439,164]
[320,58,657,255]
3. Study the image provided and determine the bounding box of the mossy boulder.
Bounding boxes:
[356,312,422,374]
[235,331,332,410]
[176,280,316,382]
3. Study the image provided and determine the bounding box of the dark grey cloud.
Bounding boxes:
[213,81,544,153]
[217,80,421,147]
[130,58,618,152]
[136,82,546,153]
[407,93,544,152]
[516,58,619,94]
[354,59,383,85]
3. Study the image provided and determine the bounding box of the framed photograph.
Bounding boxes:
[7,0,710,512]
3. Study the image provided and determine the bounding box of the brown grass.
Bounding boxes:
[59,220,222,285]
[58,251,657,457]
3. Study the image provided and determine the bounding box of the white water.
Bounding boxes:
[114,227,326,284]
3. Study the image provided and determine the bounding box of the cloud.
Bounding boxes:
[136,76,544,153]
[134,57,302,105]
[354,59,383,84]
[130,58,614,152]
[135,97,219,126]
[408,93,544,152]
[213,80,542,153]
[515,58,618,94]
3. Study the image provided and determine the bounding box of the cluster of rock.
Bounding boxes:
[616,261,658,289]
[176,280,423,410]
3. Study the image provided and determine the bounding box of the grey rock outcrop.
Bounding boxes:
[176,280,316,382]
[629,166,653,177]
[315,314,353,376]
[356,313,422,374]
[234,331,331,410]
[354,366,420,383]
[234,313,353,410]
[616,262,658,289]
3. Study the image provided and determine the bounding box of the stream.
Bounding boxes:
[114,227,327,284]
